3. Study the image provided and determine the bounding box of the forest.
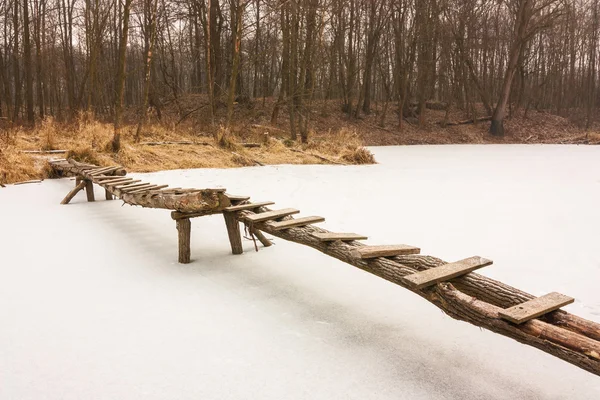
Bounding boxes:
[0,0,598,147]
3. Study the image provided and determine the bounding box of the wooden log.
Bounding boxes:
[105,189,113,200]
[269,216,325,230]
[176,218,191,264]
[13,180,42,185]
[499,292,575,324]
[84,180,95,202]
[223,212,243,254]
[22,149,68,154]
[60,181,86,204]
[117,188,231,212]
[352,244,420,259]
[237,208,600,376]
[311,232,368,242]
[403,256,493,289]
[388,254,600,342]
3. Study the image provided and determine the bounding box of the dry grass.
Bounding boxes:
[0,115,375,184]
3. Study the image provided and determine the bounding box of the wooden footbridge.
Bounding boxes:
[49,159,600,377]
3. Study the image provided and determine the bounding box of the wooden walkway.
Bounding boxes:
[49,159,600,377]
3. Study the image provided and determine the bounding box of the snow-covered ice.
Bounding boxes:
[1,145,599,399]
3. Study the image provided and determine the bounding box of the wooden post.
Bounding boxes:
[60,181,87,204]
[105,189,113,200]
[84,180,95,202]
[176,218,191,263]
[223,212,243,254]
[251,227,272,247]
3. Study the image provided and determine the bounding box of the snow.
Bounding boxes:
[1,145,599,399]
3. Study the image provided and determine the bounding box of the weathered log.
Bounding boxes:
[223,212,243,254]
[50,159,231,213]
[105,189,113,200]
[61,181,86,204]
[239,207,600,376]
[176,218,191,264]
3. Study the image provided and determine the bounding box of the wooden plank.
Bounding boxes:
[95,176,129,182]
[224,201,275,212]
[89,166,117,176]
[311,232,368,242]
[403,256,493,289]
[269,216,325,230]
[113,180,142,188]
[499,292,575,324]
[102,178,133,186]
[127,185,160,194]
[352,244,420,259]
[245,208,300,223]
[226,193,250,203]
[118,183,153,192]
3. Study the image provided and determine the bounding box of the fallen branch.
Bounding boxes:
[140,141,211,146]
[22,149,68,154]
[251,124,288,134]
[13,179,43,185]
[288,148,346,165]
[240,143,261,148]
[439,116,492,126]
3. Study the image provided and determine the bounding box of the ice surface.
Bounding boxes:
[1,145,599,399]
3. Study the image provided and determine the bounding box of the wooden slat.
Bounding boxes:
[102,178,133,186]
[311,232,368,242]
[403,256,493,289]
[245,208,300,223]
[127,185,160,194]
[88,166,115,176]
[499,292,575,324]
[352,244,420,259]
[95,176,128,182]
[143,185,170,193]
[113,180,141,188]
[269,216,325,230]
[226,193,250,203]
[224,201,275,212]
[119,183,153,192]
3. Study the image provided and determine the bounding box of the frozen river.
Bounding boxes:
[1,145,599,399]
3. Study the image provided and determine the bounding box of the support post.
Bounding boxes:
[223,212,243,254]
[105,189,113,200]
[176,218,191,263]
[84,180,95,202]
[251,227,272,247]
[60,181,87,204]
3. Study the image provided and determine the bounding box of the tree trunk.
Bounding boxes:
[112,0,133,152]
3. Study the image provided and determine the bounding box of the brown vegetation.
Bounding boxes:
[0,110,377,185]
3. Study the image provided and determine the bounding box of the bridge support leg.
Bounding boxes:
[251,227,272,247]
[105,189,113,200]
[61,180,87,204]
[84,180,95,202]
[223,211,243,254]
[176,218,191,263]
